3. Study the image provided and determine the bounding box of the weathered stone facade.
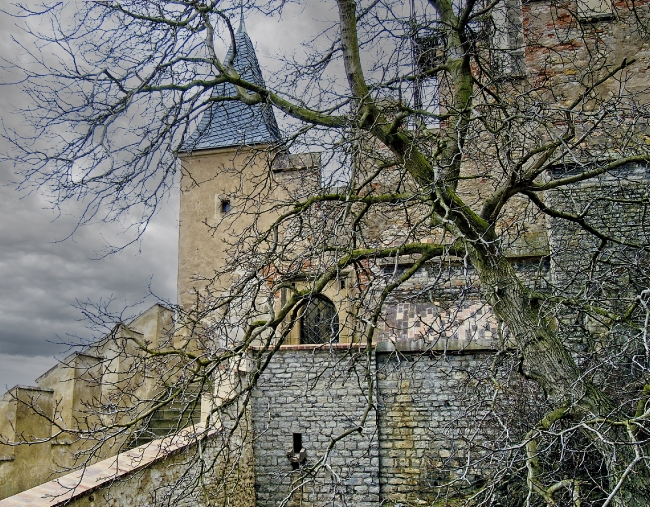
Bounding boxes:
[3,1,650,505]
[246,342,531,507]
[376,258,550,344]
[376,348,494,503]
[251,346,380,507]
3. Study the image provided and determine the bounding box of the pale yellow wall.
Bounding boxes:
[178,146,278,309]
[0,387,54,499]
[177,147,362,346]
[0,305,176,500]
[177,147,320,310]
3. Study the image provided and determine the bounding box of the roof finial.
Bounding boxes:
[237,2,247,34]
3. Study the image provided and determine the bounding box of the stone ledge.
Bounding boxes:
[271,152,320,172]
[2,385,55,398]
[7,386,54,393]
[249,343,368,352]
[248,339,505,354]
[0,424,217,507]
[278,343,366,351]
[50,439,74,447]
[376,338,504,354]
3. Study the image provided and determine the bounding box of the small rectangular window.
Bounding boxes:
[215,194,234,217]
[292,433,302,453]
[292,433,302,470]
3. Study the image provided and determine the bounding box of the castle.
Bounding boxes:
[1,1,650,506]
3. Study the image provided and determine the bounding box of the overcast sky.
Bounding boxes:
[0,3,337,391]
[0,4,182,387]
[0,9,167,389]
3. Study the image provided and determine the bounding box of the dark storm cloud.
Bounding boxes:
[0,157,179,388]
[0,159,179,388]
[0,8,179,390]
[0,3,324,390]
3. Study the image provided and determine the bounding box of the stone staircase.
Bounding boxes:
[129,383,203,448]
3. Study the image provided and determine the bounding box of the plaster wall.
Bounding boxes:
[0,425,255,507]
[177,148,320,310]
[0,386,55,498]
[0,305,176,500]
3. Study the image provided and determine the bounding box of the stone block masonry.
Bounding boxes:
[250,342,513,506]
[545,166,650,354]
[251,346,380,507]
[375,347,503,504]
[1,340,532,507]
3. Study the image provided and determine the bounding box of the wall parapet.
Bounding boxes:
[249,337,503,354]
[0,424,217,507]
[376,337,503,354]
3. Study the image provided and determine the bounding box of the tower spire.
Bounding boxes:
[178,5,281,153]
[237,3,247,34]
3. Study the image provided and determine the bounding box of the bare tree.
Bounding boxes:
[2,1,650,506]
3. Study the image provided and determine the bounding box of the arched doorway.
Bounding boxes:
[300,296,339,344]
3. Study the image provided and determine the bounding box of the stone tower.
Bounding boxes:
[176,16,283,309]
[175,18,342,346]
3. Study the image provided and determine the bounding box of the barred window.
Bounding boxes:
[300,296,339,345]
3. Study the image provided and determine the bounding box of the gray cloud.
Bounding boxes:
[0,161,179,390]
[0,6,181,391]
[0,4,331,391]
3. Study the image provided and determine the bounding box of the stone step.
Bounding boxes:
[127,387,204,448]
[150,407,199,420]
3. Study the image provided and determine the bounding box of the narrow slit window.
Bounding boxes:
[221,199,231,214]
[293,433,302,453]
[292,433,302,470]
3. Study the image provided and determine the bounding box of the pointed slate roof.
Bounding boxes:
[180,19,281,152]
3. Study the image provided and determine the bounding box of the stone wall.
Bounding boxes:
[250,346,380,507]
[0,425,255,507]
[545,166,650,300]
[544,165,650,370]
[2,342,532,507]
[375,347,496,503]
[376,257,549,344]
[249,342,529,507]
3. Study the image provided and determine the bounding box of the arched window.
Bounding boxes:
[300,296,339,344]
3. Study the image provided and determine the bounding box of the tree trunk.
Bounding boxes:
[473,249,650,506]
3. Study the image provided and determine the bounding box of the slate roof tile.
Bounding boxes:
[180,23,281,152]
